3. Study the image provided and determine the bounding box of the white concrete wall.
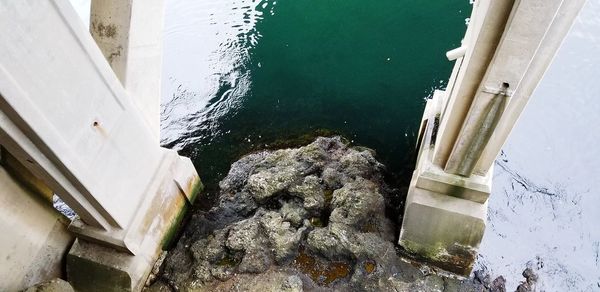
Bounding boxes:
[0,0,164,231]
[0,164,73,291]
[90,0,165,140]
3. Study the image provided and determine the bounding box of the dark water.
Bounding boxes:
[160,0,471,192]
[68,0,600,290]
[158,1,600,290]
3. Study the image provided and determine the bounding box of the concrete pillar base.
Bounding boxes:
[66,149,202,291]
[68,149,201,254]
[398,90,488,276]
[399,174,487,276]
[67,239,154,292]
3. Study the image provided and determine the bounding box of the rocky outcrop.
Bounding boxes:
[149,137,491,291]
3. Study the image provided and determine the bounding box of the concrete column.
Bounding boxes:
[472,0,588,175]
[0,149,74,291]
[432,0,515,169]
[0,1,201,290]
[399,0,585,276]
[90,0,165,140]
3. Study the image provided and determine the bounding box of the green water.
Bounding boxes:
[162,0,470,197]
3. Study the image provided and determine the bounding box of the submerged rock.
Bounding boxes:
[150,137,491,291]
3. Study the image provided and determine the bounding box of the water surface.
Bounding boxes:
[476,2,600,290]
[160,0,470,191]
[67,0,600,290]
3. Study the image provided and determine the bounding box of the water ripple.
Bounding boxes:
[161,0,275,149]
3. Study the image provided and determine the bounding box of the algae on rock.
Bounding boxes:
[149,137,496,292]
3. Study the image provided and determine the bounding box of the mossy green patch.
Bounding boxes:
[323,189,334,205]
[216,254,242,267]
[188,178,205,204]
[400,239,447,262]
[310,217,325,227]
[161,203,189,250]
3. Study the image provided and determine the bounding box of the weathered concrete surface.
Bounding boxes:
[67,151,202,292]
[399,90,488,276]
[90,0,165,139]
[148,137,498,291]
[0,162,74,291]
[0,1,192,247]
[0,3,203,291]
[1,148,54,203]
[23,278,74,292]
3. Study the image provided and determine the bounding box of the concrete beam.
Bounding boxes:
[0,1,201,289]
[445,0,579,177]
[473,0,587,175]
[433,0,515,169]
[0,0,200,250]
[0,106,115,230]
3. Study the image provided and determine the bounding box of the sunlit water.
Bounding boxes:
[67,0,600,290]
[476,1,600,290]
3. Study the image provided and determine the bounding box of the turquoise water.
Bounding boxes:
[161,0,471,192]
[67,0,600,289]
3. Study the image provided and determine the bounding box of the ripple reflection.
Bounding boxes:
[161,0,276,149]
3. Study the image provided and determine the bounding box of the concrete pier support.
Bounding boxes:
[90,0,165,140]
[0,1,201,290]
[399,0,586,275]
[0,149,74,291]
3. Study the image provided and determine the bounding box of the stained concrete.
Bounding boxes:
[0,163,74,291]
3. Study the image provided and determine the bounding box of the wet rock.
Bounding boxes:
[225,218,261,252]
[192,261,213,283]
[339,149,384,180]
[194,229,227,263]
[161,243,194,284]
[490,276,506,292]
[219,152,269,192]
[152,137,491,291]
[474,269,492,288]
[238,248,272,273]
[281,275,304,292]
[289,175,325,213]
[522,267,538,283]
[261,211,307,263]
[516,268,538,292]
[247,167,298,201]
[329,178,382,226]
[210,264,234,281]
[321,166,342,189]
[145,281,172,292]
[306,223,353,260]
[280,200,309,227]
